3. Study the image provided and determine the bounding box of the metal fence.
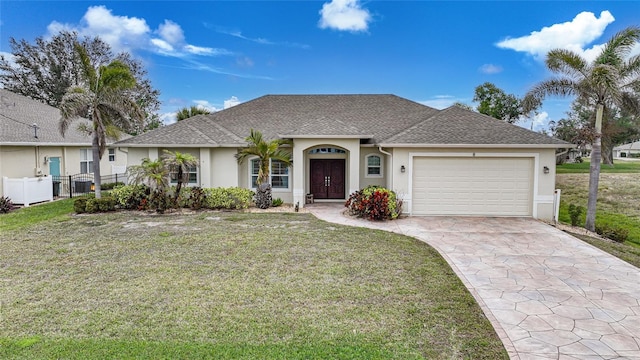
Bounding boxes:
[52,172,128,198]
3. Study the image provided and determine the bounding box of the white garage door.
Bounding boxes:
[412,157,533,216]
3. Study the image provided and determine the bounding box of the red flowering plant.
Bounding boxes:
[345,185,401,220]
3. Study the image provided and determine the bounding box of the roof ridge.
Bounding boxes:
[380,107,441,143]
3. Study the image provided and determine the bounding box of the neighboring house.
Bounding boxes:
[0,89,128,196]
[117,94,569,220]
[614,140,640,158]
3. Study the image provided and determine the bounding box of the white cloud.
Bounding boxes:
[419,95,467,109]
[496,11,615,62]
[183,45,231,56]
[150,38,174,53]
[158,20,184,45]
[45,5,231,59]
[160,111,177,125]
[479,64,503,74]
[79,5,150,52]
[193,100,222,113]
[213,27,311,49]
[224,96,241,109]
[319,0,371,32]
[518,111,549,132]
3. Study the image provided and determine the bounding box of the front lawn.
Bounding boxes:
[556,172,640,247]
[556,159,640,173]
[0,205,507,359]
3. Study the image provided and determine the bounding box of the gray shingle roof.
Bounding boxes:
[0,89,93,145]
[117,94,569,147]
[382,105,569,146]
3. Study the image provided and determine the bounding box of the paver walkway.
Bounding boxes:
[306,203,640,360]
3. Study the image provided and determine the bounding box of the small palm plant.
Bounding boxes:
[128,158,169,191]
[236,129,292,209]
[162,150,199,201]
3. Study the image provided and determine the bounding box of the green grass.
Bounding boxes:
[0,210,507,359]
[556,160,640,173]
[0,198,75,231]
[556,173,640,246]
[0,337,399,359]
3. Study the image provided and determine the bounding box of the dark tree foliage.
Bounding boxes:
[176,106,212,121]
[551,99,640,165]
[0,30,161,134]
[473,82,524,123]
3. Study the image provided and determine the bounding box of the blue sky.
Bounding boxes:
[1,1,639,131]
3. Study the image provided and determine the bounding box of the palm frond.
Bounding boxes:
[58,87,91,136]
[546,49,587,79]
[595,26,640,66]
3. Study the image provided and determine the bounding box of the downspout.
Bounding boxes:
[378,146,393,189]
[35,145,40,176]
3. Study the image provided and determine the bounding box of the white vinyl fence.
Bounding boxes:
[3,176,53,206]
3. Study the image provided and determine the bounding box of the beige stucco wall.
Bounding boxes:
[1,145,128,196]
[210,148,239,188]
[390,147,558,220]
[359,147,388,188]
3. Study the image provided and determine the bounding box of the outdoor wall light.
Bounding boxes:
[400,165,406,173]
[543,166,550,174]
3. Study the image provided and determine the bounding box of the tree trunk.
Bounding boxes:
[92,134,102,199]
[601,137,614,165]
[585,104,603,232]
[255,183,272,209]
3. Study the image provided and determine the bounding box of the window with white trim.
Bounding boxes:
[250,159,289,189]
[80,149,93,174]
[108,148,116,162]
[366,154,382,177]
[170,165,198,184]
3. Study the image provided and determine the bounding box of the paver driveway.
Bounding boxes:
[307,204,640,359]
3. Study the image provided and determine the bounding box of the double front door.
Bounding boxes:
[310,159,345,199]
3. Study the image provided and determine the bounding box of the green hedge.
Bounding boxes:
[108,185,254,211]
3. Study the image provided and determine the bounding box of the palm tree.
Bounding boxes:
[59,42,144,198]
[176,106,211,121]
[128,158,169,191]
[162,150,199,201]
[236,129,292,209]
[523,26,640,231]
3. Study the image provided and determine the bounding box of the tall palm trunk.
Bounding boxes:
[92,134,102,199]
[585,104,603,231]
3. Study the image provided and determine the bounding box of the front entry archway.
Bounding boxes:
[310,159,345,199]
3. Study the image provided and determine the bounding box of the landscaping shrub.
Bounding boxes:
[595,223,630,243]
[0,196,15,214]
[186,187,207,210]
[568,204,584,226]
[75,197,116,213]
[73,198,88,214]
[272,198,283,207]
[100,181,125,190]
[345,186,401,220]
[111,184,150,210]
[149,188,175,213]
[85,197,116,213]
[206,187,254,210]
